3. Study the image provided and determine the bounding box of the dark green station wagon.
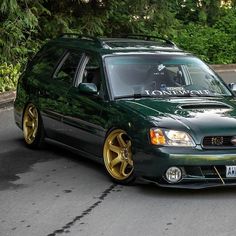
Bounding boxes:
[14,34,236,189]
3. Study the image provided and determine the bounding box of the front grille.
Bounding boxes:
[201,166,225,178]
[184,166,226,178]
[202,136,234,148]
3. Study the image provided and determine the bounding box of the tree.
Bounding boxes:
[0,0,235,66]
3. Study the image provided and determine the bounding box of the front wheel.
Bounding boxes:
[103,129,135,184]
[22,103,44,148]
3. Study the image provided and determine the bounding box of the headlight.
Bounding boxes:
[150,128,195,147]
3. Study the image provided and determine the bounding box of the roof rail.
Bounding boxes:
[58,33,177,49]
[122,34,176,47]
[59,33,104,47]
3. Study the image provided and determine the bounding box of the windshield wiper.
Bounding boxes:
[114,93,229,100]
[115,94,153,99]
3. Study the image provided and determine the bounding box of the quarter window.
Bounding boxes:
[30,46,65,79]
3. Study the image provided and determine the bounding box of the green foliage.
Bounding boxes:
[0,0,47,66]
[0,0,235,92]
[175,7,236,64]
[175,23,235,64]
[0,63,21,92]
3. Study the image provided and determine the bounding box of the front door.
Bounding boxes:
[62,54,107,158]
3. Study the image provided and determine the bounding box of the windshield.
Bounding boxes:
[105,55,232,99]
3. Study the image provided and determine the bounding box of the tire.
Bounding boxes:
[103,129,135,184]
[22,103,45,148]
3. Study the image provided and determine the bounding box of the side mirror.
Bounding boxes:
[78,83,98,95]
[229,83,236,93]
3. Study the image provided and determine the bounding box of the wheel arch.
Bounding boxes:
[104,126,133,144]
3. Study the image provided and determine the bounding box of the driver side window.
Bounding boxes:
[81,56,101,90]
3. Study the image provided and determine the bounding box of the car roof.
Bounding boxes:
[48,34,185,55]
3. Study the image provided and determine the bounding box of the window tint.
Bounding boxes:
[30,46,65,79]
[81,56,101,89]
[54,52,82,84]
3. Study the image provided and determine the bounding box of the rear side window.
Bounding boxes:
[54,51,82,84]
[29,45,65,79]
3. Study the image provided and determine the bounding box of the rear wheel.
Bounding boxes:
[103,129,135,184]
[23,103,44,148]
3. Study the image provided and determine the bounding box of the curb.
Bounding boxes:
[0,91,16,109]
[211,64,236,73]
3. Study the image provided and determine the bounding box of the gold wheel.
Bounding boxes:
[23,104,39,145]
[103,129,134,181]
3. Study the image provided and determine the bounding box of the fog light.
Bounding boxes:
[166,167,182,183]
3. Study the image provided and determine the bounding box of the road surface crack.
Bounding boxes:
[47,183,117,236]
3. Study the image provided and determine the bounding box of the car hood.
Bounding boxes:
[117,97,236,144]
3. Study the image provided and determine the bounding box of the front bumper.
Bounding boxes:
[139,176,236,189]
[134,145,236,189]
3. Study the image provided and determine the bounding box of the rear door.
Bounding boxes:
[40,50,83,141]
[23,45,65,136]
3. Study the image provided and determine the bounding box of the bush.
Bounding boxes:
[0,63,21,92]
[175,23,236,64]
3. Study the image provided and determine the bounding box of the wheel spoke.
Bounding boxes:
[110,155,122,168]
[120,161,128,176]
[26,121,33,127]
[28,108,35,119]
[126,140,131,148]
[27,129,34,140]
[127,158,133,166]
[109,142,120,154]
[117,133,126,148]
[32,108,37,118]
[32,130,36,138]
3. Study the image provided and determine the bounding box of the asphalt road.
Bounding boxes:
[0,71,236,236]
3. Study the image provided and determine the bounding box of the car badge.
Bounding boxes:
[211,137,224,146]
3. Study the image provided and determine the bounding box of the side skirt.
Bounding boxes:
[45,137,104,164]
